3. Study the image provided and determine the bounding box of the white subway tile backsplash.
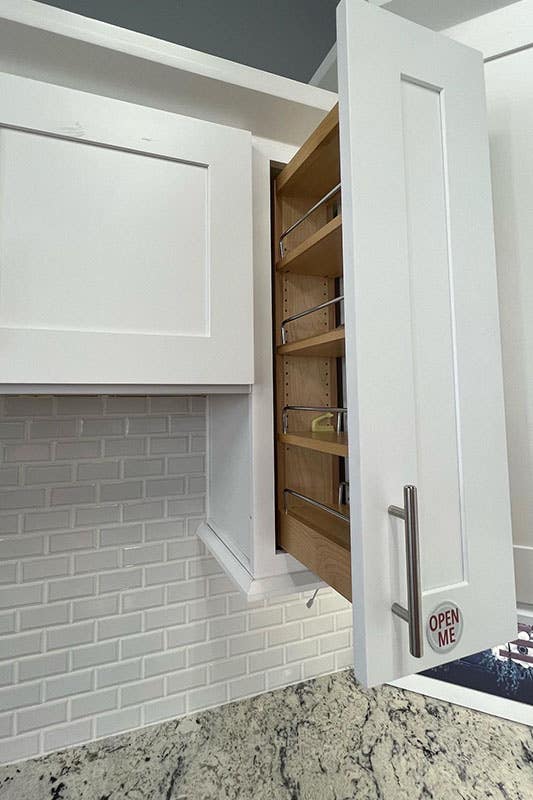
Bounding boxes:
[48,575,95,602]
[26,510,71,533]
[74,549,119,574]
[4,397,53,416]
[0,633,42,661]
[0,396,349,766]
[144,604,186,631]
[105,397,147,415]
[0,584,43,610]
[0,563,17,584]
[0,488,45,509]
[45,671,93,701]
[104,438,145,457]
[0,713,13,738]
[208,657,246,683]
[71,688,117,720]
[17,701,67,734]
[144,694,185,725]
[24,465,72,485]
[99,524,142,547]
[123,500,164,522]
[0,468,19,487]
[121,632,163,659]
[146,476,186,498]
[56,397,103,416]
[50,485,96,506]
[128,417,167,435]
[77,461,120,481]
[100,481,142,502]
[188,683,226,712]
[0,515,18,534]
[166,666,207,695]
[22,556,69,582]
[123,544,164,567]
[145,519,185,541]
[56,441,100,460]
[144,649,186,678]
[72,642,118,671]
[0,422,26,440]
[0,733,40,764]
[29,419,77,440]
[43,719,92,752]
[75,505,121,527]
[149,397,189,414]
[0,683,41,712]
[123,459,164,478]
[49,529,97,553]
[98,568,142,594]
[81,418,125,437]
[0,536,44,560]
[95,707,140,738]
[302,654,336,679]
[149,437,188,455]
[166,622,206,649]
[47,622,94,651]
[97,660,141,689]
[4,445,50,464]
[73,595,119,621]
[19,652,68,682]
[145,561,186,586]
[189,640,226,666]
[229,673,265,701]
[0,614,16,636]
[97,614,142,641]
[20,605,69,632]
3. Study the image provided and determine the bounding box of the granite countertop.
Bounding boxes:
[1,670,532,800]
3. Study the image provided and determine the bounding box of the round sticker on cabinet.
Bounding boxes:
[426,602,463,654]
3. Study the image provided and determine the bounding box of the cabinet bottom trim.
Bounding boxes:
[197,522,323,597]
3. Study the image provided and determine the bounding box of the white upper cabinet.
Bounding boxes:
[337,0,516,685]
[0,73,253,387]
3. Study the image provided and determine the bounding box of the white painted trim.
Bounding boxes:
[197,523,322,597]
[0,384,251,395]
[443,0,533,59]
[392,673,533,726]
[309,43,337,88]
[0,0,335,111]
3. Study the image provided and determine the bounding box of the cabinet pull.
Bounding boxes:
[279,182,341,257]
[284,488,349,523]
[281,295,344,345]
[388,485,423,659]
[282,405,347,435]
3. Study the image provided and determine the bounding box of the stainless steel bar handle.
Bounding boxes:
[388,485,423,659]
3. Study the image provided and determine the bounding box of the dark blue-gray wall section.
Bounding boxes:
[35,0,339,82]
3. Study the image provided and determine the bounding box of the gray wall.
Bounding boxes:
[36,0,339,82]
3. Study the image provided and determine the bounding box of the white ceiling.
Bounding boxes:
[383,0,521,31]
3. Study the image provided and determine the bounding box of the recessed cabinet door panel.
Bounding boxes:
[0,73,252,385]
[337,0,516,686]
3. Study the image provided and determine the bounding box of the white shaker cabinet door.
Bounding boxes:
[337,0,516,685]
[0,73,252,386]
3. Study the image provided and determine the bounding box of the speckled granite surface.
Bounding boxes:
[1,670,532,800]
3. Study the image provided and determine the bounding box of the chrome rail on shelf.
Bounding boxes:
[281,295,344,345]
[281,405,347,435]
[278,183,341,258]
[283,488,349,523]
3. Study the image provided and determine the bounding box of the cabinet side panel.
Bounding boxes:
[208,395,252,568]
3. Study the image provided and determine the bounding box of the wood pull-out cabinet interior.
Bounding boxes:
[272,105,351,602]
